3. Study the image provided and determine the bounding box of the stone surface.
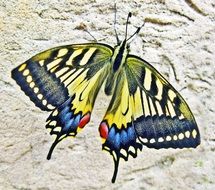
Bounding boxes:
[0,0,215,189]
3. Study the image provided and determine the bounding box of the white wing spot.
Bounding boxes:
[128,146,136,153]
[42,99,47,106]
[192,129,197,138]
[185,131,190,138]
[120,149,127,157]
[149,138,156,143]
[26,76,32,83]
[178,133,184,140]
[158,137,164,142]
[53,127,62,132]
[29,82,35,88]
[23,69,30,76]
[37,94,43,100]
[46,127,52,132]
[48,121,57,126]
[179,114,185,120]
[34,87,39,93]
[140,137,148,143]
[104,146,110,151]
[52,109,58,116]
[173,135,178,140]
[47,104,55,110]
[166,136,172,141]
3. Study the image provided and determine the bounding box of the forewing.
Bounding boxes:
[126,55,200,149]
[12,43,113,111]
[12,43,113,159]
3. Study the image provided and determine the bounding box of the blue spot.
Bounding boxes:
[63,118,74,132]
[59,106,70,117]
[114,133,120,150]
[108,127,116,141]
[120,130,128,146]
[60,112,72,125]
[127,127,135,143]
[73,114,81,126]
[107,127,116,148]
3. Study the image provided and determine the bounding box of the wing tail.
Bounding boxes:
[47,135,65,160]
[111,153,120,183]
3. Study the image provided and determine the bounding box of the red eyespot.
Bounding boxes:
[99,122,109,139]
[79,113,91,128]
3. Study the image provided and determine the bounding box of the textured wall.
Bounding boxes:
[0,0,215,189]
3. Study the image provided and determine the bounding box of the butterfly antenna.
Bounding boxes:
[127,21,145,42]
[85,30,97,42]
[114,3,120,44]
[125,12,132,40]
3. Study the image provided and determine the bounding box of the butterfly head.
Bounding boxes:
[115,12,145,46]
[111,12,145,73]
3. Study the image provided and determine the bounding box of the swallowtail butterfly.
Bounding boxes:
[11,9,200,183]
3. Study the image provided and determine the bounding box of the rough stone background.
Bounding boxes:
[0,0,215,189]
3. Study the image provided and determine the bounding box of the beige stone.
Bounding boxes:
[1,0,215,189]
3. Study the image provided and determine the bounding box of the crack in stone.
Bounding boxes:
[145,17,173,26]
[186,75,212,86]
[170,10,194,22]
[184,0,207,16]
[162,55,179,82]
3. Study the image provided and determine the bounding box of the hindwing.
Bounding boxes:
[12,43,113,159]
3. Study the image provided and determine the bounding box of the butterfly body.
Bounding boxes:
[112,40,128,72]
[12,15,200,183]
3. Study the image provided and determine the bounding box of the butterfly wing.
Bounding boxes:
[12,43,113,159]
[99,69,143,183]
[99,55,200,183]
[126,55,200,148]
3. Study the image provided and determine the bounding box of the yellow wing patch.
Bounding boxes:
[103,70,132,129]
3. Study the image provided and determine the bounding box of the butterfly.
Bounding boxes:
[11,11,200,183]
